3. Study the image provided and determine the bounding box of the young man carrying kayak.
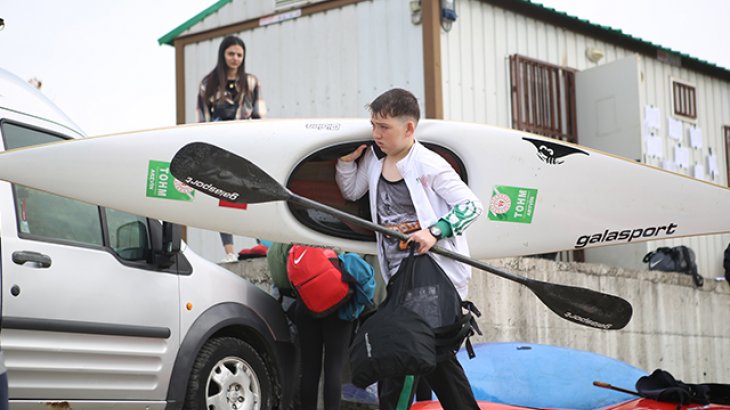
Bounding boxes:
[336,88,483,410]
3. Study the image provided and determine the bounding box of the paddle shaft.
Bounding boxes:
[593,381,641,397]
[291,194,530,286]
[291,192,632,330]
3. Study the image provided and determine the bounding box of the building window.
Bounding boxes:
[724,126,730,188]
[509,54,577,143]
[672,79,697,120]
[510,55,582,263]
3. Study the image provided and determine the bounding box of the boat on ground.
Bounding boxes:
[456,342,647,409]
[410,399,730,410]
[345,342,729,410]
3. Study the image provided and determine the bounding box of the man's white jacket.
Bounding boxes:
[336,141,483,299]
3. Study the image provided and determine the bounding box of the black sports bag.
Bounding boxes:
[349,247,481,388]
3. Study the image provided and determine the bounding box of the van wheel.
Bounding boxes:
[185,337,272,410]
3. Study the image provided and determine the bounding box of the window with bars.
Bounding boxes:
[509,54,578,143]
[672,79,697,120]
[724,126,730,187]
[509,55,582,262]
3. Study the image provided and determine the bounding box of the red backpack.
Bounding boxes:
[287,245,353,317]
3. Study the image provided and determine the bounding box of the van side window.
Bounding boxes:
[14,185,104,246]
[2,121,150,260]
[3,122,61,148]
[105,208,149,261]
[2,122,104,246]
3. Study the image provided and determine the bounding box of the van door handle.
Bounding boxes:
[12,251,52,268]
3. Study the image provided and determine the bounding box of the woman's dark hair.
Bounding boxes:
[203,35,248,102]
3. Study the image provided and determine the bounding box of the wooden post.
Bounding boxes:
[421,0,443,119]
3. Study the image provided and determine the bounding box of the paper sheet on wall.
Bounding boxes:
[674,145,690,168]
[645,134,663,158]
[707,152,718,177]
[693,163,705,180]
[667,116,682,141]
[661,160,678,173]
[644,105,661,130]
[689,126,703,149]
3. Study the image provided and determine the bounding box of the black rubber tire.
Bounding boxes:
[184,337,273,410]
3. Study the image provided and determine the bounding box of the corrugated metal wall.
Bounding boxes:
[441,0,730,277]
[181,1,275,36]
[180,0,425,261]
[176,0,730,274]
[183,0,424,121]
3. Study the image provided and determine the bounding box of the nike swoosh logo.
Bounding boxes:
[294,249,307,264]
[649,260,661,268]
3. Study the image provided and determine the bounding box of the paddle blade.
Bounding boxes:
[170,142,291,204]
[528,281,633,330]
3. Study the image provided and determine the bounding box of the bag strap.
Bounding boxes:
[394,244,418,304]
[434,313,473,357]
[676,246,704,287]
[642,252,655,263]
[462,301,483,359]
[643,247,673,263]
[433,301,483,359]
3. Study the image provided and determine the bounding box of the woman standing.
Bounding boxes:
[196,35,267,262]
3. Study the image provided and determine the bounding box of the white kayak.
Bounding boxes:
[0,118,728,259]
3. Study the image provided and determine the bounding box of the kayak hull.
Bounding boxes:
[457,342,647,409]
[412,399,730,410]
[0,119,729,258]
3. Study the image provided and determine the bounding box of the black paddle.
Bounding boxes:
[170,142,633,330]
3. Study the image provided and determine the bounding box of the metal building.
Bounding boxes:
[160,0,730,277]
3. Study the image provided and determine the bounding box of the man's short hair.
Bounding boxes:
[368,88,420,123]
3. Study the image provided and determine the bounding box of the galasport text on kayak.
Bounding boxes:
[575,223,678,249]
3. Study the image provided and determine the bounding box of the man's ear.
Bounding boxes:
[406,119,416,138]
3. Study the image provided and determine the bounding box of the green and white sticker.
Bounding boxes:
[488,185,537,224]
[146,160,194,201]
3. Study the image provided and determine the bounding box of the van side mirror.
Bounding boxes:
[149,221,182,269]
[115,221,147,261]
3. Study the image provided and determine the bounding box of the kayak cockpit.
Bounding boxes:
[287,141,468,242]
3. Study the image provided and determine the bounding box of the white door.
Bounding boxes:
[575,55,648,269]
[0,121,181,401]
[575,55,643,161]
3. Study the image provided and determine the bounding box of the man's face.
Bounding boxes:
[370,114,414,156]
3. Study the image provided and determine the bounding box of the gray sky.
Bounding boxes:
[0,0,210,135]
[534,0,730,69]
[1,0,728,136]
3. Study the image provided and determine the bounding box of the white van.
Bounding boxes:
[0,68,296,409]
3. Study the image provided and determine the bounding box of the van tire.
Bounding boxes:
[184,337,273,410]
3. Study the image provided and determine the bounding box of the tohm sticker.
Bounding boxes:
[488,185,537,224]
[146,160,195,201]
